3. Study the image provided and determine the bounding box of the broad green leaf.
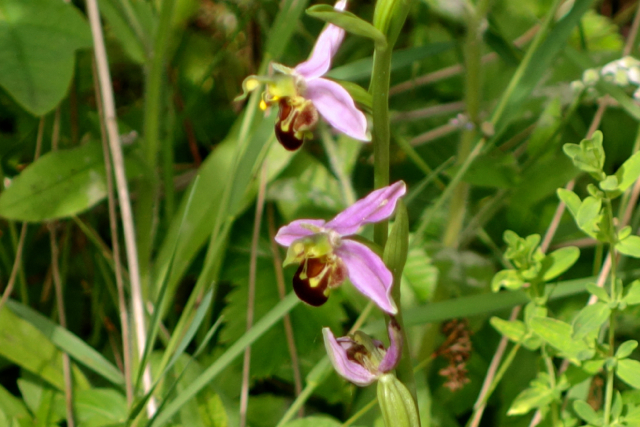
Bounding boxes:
[617,359,640,389]
[74,389,127,426]
[576,196,602,238]
[573,400,600,425]
[490,317,525,343]
[0,0,92,115]
[491,269,524,292]
[616,340,638,359]
[617,235,640,258]
[530,317,592,363]
[507,384,555,416]
[0,143,107,222]
[540,246,580,281]
[572,302,611,340]
[0,304,89,391]
[624,280,640,305]
[283,416,341,427]
[6,300,124,387]
[306,5,386,47]
[557,188,582,220]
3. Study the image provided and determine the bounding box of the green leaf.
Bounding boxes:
[507,383,555,415]
[97,0,148,64]
[624,280,640,305]
[0,0,92,115]
[0,384,31,425]
[617,359,640,389]
[616,152,640,192]
[0,143,108,222]
[576,196,602,238]
[282,416,341,427]
[490,317,526,343]
[401,247,437,303]
[491,269,524,292]
[586,283,610,302]
[616,341,638,359]
[572,302,611,340]
[573,400,600,425]
[74,389,127,425]
[306,5,386,48]
[557,188,582,220]
[617,235,640,258]
[0,303,89,391]
[562,131,606,177]
[540,246,580,281]
[529,317,592,363]
[6,300,124,387]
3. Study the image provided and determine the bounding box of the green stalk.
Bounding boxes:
[138,0,178,293]
[370,44,392,245]
[604,199,618,427]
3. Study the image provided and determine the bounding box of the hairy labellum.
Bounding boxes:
[292,256,346,307]
[275,98,318,151]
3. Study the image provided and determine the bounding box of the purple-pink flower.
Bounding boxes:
[237,0,369,150]
[275,181,406,314]
[323,319,402,386]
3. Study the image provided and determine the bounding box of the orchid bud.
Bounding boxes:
[377,374,421,427]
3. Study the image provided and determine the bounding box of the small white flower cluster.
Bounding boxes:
[572,56,640,100]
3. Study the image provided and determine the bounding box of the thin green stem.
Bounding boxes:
[370,44,392,245]
[604,197,618,427]
[476,342,520,410]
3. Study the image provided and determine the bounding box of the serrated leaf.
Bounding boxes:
[573,400,600,424]
[0,0,92,115]
[490,317,526,343]
[491,269,524,292]
[558,188,582,219]
[0,143,107,222]
[540,246,580,281]
[402,247,437,302]
[624,280,640,305]
[572,302,611,340]
[617,359,640,389]
[617,235,640,258]
[530,317,591,363]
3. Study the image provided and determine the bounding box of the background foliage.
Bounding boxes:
[1,0,640,426]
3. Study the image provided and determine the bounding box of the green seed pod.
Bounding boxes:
[377,374,421,427]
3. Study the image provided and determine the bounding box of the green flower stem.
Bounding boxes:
[371,43,392,246]
[472,342,520,413]
[604,198,618,427]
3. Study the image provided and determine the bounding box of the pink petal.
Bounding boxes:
[325,181,406,236]
[275,219,326,246]
[335,240,397,314]
[305,78,369,141]
[378,319,402,373]
[294,0,347,80]
[323,328,377,387]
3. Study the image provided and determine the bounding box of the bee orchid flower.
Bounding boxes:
[323,319,402,386]
[275,181,406,314]
[237,0,369,150]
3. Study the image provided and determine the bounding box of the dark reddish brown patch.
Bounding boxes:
[292,258,329,307]
[275,98,304,151]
